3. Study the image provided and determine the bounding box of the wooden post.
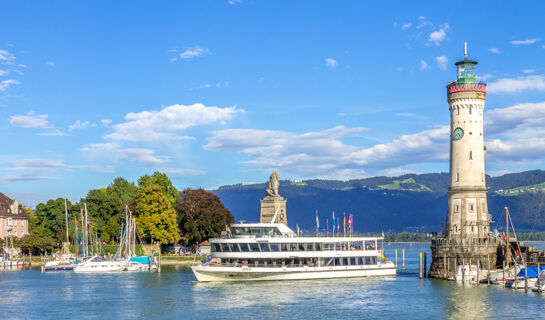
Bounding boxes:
[402,249,405,269]
[462,258,465,284]
[395,249,398,268]
[503,261,506,288]
[487,254,490,285]
[424,252,427,278]
[158,253,161,273]
[419,252,422,279]
[525,266,528,292]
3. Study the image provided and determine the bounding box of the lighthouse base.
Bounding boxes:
[429,237,500,279]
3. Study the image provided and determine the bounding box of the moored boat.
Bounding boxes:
[191,222,396,282]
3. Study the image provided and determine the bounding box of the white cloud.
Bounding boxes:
[158,167,206,175]
[190,81,230,90]
[416,16,432,29]
[101,119,112,127]
[477,74,494,81]
[0,49,15,61]
[46,61,55,67]
[488,48,502,54]
[69,120,92,131]
[419,59,428,70]
[485,101,545,135]
[180,46,210,59]
[0,79,21,91]
[0,70,8,76]
[522,69,535,74]
[511,38,540,45]
[104,103,244,142]
[487,75,545,94]
[325,58,338,67]
[401,23,412,30]
[0,158,89,173]
[435,55,448,70]
[38,129,70,136]
[9,113,49,128]
[428,24,450,46]
[205,125,448,178]
[227,0,241,4]
[81,143,171,165]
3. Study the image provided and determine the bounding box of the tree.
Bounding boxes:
[17,234,56,254]
[82,188,123,243]
[138,172,178,207]
[177,188,234,245]
[31,198,79,242]
[134,184,179,245]
[107,177,138,206]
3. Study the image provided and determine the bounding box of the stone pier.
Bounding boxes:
[429,237,500,279]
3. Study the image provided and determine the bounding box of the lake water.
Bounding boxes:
[2,242,545,319]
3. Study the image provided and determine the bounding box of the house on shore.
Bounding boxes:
[0,192,30,240]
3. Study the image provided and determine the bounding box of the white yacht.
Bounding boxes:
[191,222,396,282]
[73,256,129,273]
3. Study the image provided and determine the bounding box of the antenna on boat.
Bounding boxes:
[270,206,281,223]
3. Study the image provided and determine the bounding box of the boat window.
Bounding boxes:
[259,243,271,252]
[213,244,221,252]
[269,243,280,251]
[343,258,349,266]
[298,243,305,251]
[358,257,363,265]
[335,258,341,266]
[315,243,323,251]
[239,243,250,252]
[350,257,356,265]
[281,243,288,251]
[306,243,314,251]
[248,243,260,252]
[227,243,237,252]
[290,243,297,251]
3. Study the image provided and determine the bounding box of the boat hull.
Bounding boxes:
[191,262,396,282]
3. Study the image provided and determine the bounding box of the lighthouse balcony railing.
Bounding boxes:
[446,82,486,94]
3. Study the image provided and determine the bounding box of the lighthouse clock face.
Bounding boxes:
[453,127,464,140]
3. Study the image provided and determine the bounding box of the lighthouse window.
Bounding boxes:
[470,151,473,160]
[456,173,459,182]
[469,106,472,114]
[481,173,484,182]
[457,107,460,115]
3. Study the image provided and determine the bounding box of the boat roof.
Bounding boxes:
[231,222,294,234]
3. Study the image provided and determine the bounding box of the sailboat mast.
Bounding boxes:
[64,199,69,244]
[506,207,510,267]
[84,203,88,256]
[80,209,85,257]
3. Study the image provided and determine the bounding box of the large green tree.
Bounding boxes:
[31,198,80,242]
[135,184,179,245]
[17,234,56,254]
[176,188,234,245]
[138,172,178,207]
[107,177,138,206]
[82,188,124,243]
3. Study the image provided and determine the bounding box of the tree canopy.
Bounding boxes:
[138,171,178,207]
[177,188,234,245]
[135,184,179,245]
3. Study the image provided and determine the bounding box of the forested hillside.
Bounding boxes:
[213,170,545,233]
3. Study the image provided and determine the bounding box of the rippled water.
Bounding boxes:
[2,243,545,319]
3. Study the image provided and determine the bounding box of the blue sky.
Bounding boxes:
[1,1,545,206]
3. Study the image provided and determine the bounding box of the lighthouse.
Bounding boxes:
[429,43,499,279]
[446,43,491,239]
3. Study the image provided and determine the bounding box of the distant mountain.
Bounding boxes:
[213,170,545,233]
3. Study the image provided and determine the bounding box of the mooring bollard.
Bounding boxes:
[419,252,422,279]
[423,252,427,278]
[402,249,405,269]
[395,249,398,268]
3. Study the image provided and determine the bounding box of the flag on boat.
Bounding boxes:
[348,214,353,234]
[316,210,319,229]
[381,229,385,238]
[296,224,300,235]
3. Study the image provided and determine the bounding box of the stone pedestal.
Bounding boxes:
[429,237,500,279]
[260,196,287,225]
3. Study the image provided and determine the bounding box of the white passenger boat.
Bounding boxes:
[191,222,396,282]
[73,256,129,273]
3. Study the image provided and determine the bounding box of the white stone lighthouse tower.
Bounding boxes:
[445,43,491,239]
[429,43,499,279]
